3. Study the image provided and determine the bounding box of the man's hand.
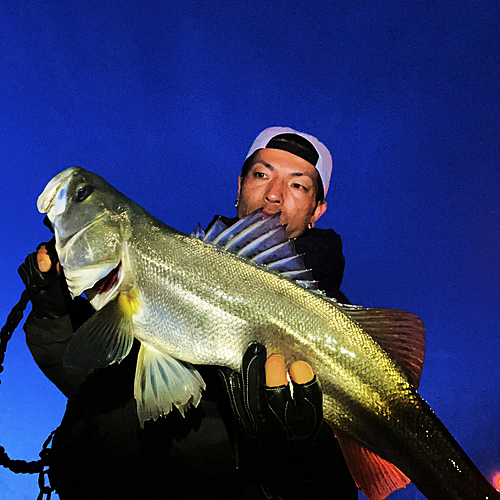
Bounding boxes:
[219,341,323,452]
[219,342,324,497]
[18,238,70,318]
[37,243,61,274]
[264,353,322,444]
[18,238,60,294]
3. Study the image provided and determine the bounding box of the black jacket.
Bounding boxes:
[23,220,356,500]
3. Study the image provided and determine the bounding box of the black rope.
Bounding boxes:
[0,289,55,498]
[0,289,30,377]
[37,431,55,500]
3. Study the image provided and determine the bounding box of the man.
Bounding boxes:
[19,127,357,499]
[214,127,355,498]
[235,126,347,301]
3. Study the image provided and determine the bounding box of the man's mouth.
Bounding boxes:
[262,209,282,219]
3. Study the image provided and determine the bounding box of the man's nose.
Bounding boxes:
[265,179,284,203]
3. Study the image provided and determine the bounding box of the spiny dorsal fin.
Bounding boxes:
[191,209,318,290]
[203,218,227,243]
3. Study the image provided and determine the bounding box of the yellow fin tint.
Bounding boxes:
[118,286,141,317]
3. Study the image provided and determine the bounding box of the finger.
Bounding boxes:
[242,341,268,427]
[289,361,314,384]
[37,246,52,273]
[37,243,62,275]
[265,354,288,387]
[218,367,255,433]
[289,375,323,437]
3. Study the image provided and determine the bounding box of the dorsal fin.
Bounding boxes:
[334,303,425,388]
[213,210,266,248]
[203,218,228,243]
[191,209,318,290]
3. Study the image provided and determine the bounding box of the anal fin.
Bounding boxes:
[336,429,410,500]
[134,343,206,427]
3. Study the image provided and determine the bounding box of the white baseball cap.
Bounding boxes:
[245,126,333,196]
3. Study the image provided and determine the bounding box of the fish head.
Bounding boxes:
[38,167,133,298]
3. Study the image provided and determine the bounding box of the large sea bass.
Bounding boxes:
[37,167,498,500]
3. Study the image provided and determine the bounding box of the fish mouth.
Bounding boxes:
[87,242,132,311]
[91,262,122,294]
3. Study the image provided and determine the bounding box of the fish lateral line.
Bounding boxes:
[39,167,499,500]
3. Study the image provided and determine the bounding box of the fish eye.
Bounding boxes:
[75,185,94,202]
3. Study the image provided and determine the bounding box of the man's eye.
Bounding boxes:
[253,171,266,179]
[292,183,307,191]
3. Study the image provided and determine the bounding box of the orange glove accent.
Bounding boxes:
[37,245,61,274]
[265,355,288,387]
[289,361,314,384]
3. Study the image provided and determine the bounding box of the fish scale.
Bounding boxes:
[131,216,488,499]
[37,167,500,500]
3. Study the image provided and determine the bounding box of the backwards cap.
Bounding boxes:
[245,126,333,196]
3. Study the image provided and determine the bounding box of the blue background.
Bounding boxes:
[0,1,499,498]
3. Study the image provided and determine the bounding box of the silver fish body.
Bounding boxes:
[37,167,499,500]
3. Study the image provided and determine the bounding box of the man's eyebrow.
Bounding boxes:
[291,172,315,182]
[252,160,275,171]
[252,161,313,179]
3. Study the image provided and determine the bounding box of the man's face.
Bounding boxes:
[237,148,327,239]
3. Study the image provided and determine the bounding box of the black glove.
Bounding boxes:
[18,238,68,318]
[18,238,59,295]
[219,342,324,497]
[220,342,322,445]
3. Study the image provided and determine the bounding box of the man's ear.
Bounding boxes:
[311,200,327,226]
[237,175,242,198]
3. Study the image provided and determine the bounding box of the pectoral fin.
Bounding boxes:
[134,343,206,427]
[64,294,135,370]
